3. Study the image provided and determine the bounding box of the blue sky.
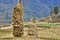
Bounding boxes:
[0,0,60,10]
[0,0,60,21]
[0,0,60,11]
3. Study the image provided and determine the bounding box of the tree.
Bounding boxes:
[54,6,59,15]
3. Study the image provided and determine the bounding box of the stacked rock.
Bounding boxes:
[12,0,24,37]
[28,23,38,38]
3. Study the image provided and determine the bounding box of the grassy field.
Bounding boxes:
[24,23,60,28]
[36,23,60,27]
[0,23,60,40]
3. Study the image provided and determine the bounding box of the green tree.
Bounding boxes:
[54,6,59,15]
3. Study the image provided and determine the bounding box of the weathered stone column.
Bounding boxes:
[12,0,24,37]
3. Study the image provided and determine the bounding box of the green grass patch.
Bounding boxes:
[36,24,60,28]
[24,23,60,28]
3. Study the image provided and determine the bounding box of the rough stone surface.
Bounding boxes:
[28,23,38,38]
[12,1,24,37]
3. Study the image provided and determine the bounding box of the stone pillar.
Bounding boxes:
[12,1,24,37]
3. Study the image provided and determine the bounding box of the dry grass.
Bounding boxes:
[0,27,60,40]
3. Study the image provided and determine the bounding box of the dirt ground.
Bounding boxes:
[0,27,60,40]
